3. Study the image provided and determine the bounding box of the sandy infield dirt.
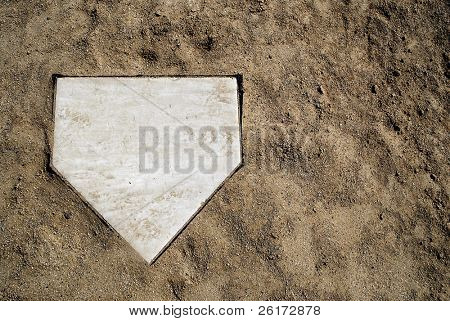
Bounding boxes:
[0,0,448,300]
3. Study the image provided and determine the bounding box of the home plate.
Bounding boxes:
[52,76,242,263]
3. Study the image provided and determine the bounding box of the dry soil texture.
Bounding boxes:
[0,0,449,300]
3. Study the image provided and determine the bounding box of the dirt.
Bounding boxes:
[0,0,449,300]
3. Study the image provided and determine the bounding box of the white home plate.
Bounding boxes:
[52,76,242,263]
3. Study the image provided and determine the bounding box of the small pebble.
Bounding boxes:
[371,84,377,94]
